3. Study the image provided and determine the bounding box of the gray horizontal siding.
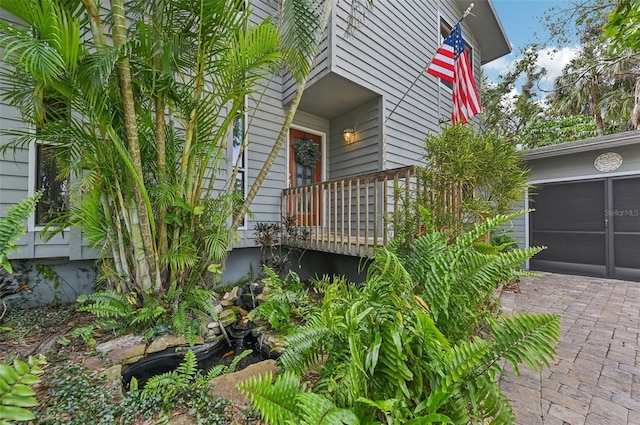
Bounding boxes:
[329,0,483,170]
[329,98,381,179]
[529,144,640,183]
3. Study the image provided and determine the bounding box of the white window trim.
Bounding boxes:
[27,141,38,231]
[28,141,71,232]
[233,101,248,231]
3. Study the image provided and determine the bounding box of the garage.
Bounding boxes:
[529,176,640,281]
[520,132,640,282]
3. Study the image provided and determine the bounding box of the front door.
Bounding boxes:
[289,129,322,226]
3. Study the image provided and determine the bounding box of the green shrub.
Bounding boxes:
[76,282,219,344]
[38,354,249,424]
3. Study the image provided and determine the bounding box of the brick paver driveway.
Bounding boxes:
[499,273,640,425]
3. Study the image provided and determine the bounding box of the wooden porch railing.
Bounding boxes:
[282,166,464,256]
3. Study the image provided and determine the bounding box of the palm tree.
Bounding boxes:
[0,0,280,298]
[0,0,373,310]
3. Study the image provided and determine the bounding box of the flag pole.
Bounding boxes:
[385,3,475,124]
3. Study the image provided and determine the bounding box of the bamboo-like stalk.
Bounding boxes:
[153,1,168,265]
[111,0,158,292]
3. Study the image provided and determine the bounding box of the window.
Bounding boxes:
[33,94,69,226]
[232,105,246,228]
[439,18,474,90]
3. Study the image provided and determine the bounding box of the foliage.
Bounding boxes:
[480,48,546,139]
[0,192,41,274]
[75,284,219,344]
[394,211,543,342]
[239,371,360,425]
[248,267,316,333]
[0,0,325,311]
[37,360,234,425]
[391,125,529,241]
[514,115,599,149]
[489,230,518,251]
[482,0,640,138]
[244,213,560,424]
[133,348,254,417]
[254,214,310,276]
[605,0,640,50]
[0,355,46,424]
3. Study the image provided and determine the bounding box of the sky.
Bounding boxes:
[482,0,581,95]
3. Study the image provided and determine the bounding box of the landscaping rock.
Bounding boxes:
[33,333,66,355]
[146,334,204,354]
[107,344,147,364]
[257,333,286,355]
[82,355,106,370]
[208,359,280,408]
[99,364,123,399]
[218,308,237,327]
[96,334,144,355]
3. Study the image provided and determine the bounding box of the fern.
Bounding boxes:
[279,315,330,374]
[239,371,302,425]
[0,355,46,424]
[143,349,198,400]
[183,287,219,321]
[77,289,134,319]
[395,210,546,343]
[295,392,360,425]
[272,213,560,425]
[70,324,96,347]
[487,313,561,377]
[0,192,42,273]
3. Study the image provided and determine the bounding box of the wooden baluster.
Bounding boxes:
[356,179,361,255]
[348,179,352,255]
[340,180,345,254]
[365,180,369,253]
[373,176,379,247]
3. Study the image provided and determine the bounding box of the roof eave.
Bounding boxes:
[456,0,511,64]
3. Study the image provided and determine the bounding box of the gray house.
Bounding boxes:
[510,132,640,282]
[0,0,511,302]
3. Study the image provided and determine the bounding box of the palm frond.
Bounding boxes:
[279,0,326,83]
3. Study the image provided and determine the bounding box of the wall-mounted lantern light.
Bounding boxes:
[343,127,355,143]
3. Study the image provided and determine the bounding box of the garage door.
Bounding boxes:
[530,176,640,282]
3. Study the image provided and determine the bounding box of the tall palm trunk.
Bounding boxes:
[153,1,169,269]
[111,0,160,292]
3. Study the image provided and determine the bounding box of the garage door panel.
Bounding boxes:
[614,235,640,269]
[531,181,605,232]
[532,232,605,265]
[612,178,640,232]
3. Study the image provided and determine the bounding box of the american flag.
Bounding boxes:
[426,23,481,124]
